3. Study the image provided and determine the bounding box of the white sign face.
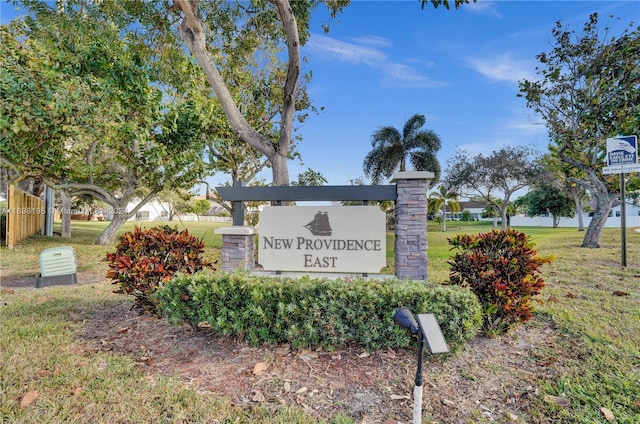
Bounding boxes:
[258,206,386,273]
[606,136,637,166]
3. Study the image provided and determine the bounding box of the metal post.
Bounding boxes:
[413,332,425,424]
[232,180,244,226]
[43,187,54,236]
[362,199,370,277]
[620,172,627,267]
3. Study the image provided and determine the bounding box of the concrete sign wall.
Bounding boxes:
[258,206,386,273]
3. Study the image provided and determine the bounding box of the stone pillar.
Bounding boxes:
[214,226,257,272]
[391,171,434,281]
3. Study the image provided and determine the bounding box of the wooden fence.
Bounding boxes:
[5,184,44,248]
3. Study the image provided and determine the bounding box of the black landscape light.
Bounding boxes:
[393,307,419,334]
[393,307,450,424]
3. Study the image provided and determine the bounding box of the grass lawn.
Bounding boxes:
[1,219,639,423]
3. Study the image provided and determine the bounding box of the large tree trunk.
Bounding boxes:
[582,204,609,247]
[174,0,298,187]
[441,204,447,232]
[576,202,585,231]
[60,191,71,238]
[500,208,508,230]
[95,192,161,245]
[270,151,290,187]
[97,212,128,245]
[582,178,611,248]
[570,187,585,231]
[45,179,161,245]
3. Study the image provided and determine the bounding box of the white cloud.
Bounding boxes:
[447,115,549,159]
[466,0,502,18]
[466,52,537,83]
[306,34,386,65]
[382,63,444,88]
[306,33,444,88]
[348,35,394,49]
[503,117,547,134]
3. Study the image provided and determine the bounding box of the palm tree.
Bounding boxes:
[363,114,441,184]
[428,184,460,231]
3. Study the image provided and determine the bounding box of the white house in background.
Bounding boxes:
[132,198,176,221]
[510,200,640,228]
[101,198,173,222]
[445,200,488,221]
[102,198,177,221]
[605,200,640,219]
[92,196,234,222]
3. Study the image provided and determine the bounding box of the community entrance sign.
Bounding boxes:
[215,171,434,280]
[258,206,386,273]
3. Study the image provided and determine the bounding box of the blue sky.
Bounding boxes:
[2,0,638,193]
[291,0,639,188]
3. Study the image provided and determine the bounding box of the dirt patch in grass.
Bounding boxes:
[2,273,567,423]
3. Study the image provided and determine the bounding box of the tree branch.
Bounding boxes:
[172,0,275,157]
[41,180,118,205]
[269,0,299,155]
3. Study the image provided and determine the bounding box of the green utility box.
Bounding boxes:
[36,246,78,288]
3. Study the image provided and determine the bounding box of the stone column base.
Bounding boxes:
[214,226,257,272]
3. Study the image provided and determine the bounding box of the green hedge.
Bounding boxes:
[155,272,482,351]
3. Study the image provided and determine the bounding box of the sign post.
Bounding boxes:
[602,135,638,267]
[620,173,626,267]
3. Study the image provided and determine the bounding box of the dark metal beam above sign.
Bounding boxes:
[216,185,397,202]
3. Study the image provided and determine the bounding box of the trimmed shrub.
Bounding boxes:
[105,225,214,314]
[448,228,554,336]
[154,272,482,351]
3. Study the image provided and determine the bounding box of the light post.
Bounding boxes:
[393,307,450,424]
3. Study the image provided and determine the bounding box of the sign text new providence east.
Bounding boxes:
[258,206,386,273]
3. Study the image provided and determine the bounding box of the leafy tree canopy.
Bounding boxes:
[428,184,459,231]
[291,168,328,186]
[95,0,470,186]
[1,2,207,244]
[519,13,639,246]
[420,0,476,10]
[363,114,441,185]
[516,183,575,228]
[444,146,543,229]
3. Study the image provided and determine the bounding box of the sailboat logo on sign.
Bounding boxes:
[304,211,332,236]
[606,136,638,166]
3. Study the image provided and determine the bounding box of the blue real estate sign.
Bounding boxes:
[606,135,637,166]
[603,135,640,175]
